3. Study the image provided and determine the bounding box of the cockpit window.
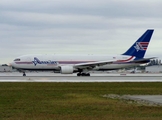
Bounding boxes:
[14,58,20,61]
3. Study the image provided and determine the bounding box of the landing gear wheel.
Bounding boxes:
[77,73,81,76]
[23,72,26,76]
[81,73,86,76]
[86,73,90,76]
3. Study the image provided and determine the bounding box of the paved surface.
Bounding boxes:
[0,76,162,82]
[104,94,162,106]
[126,95,162,105]
[1,72,162,77]
[0,72,162,82]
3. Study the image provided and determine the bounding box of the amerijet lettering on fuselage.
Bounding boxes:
[11,29,155,76]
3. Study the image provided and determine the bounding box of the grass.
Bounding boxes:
[0,82,162,120]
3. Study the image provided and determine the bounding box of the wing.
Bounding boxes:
[73,57,156,70]
[74,60,114,69]
[129,57,156,63]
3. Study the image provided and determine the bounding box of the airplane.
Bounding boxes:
[11,29,155,76]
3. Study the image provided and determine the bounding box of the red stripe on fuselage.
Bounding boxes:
[116,56,134,62]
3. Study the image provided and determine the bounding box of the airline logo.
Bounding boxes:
[32,57,58,66]
[134,42,149,51]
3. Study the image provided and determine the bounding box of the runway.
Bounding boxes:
[0,72,162,82]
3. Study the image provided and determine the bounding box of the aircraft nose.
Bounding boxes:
[10,61,15,67]
[8,63,12,67]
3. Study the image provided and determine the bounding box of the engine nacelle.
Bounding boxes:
[60,66,74,74]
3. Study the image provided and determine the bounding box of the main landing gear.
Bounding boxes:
[77,72,90,76]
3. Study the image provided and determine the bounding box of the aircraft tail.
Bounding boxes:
[122,29,154,59]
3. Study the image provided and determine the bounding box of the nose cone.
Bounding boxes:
[8,63,12,67]
[10,61,16,67]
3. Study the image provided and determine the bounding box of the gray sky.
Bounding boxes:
[0,0,162,64]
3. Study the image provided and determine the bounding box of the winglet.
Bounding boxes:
[122,29,154,59]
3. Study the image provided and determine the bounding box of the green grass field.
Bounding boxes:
[0,82,162,120]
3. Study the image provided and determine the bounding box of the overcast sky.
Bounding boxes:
[0,0,162,64]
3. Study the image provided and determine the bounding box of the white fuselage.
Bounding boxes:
[11,54,139,71]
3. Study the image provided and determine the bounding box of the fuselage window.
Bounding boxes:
[14,58,20,61]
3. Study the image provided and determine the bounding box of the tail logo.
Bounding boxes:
[134,42,149,51]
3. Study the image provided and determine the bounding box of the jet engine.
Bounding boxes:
[60,66,74,74]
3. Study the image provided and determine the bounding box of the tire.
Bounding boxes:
[86,73,90,76]
[77,73,81,76]
[81,73,86,76]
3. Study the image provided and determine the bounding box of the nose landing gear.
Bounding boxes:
[23,72,26,76]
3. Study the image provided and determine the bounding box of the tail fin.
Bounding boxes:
[122,29,154,59]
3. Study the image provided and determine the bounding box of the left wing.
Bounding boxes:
[74,60,114,69]
[129,57,156,63]
[73,57,155,70]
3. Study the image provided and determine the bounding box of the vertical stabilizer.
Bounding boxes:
[122,29,154,59]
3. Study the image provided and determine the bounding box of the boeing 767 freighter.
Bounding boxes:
[11,29,155,76]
